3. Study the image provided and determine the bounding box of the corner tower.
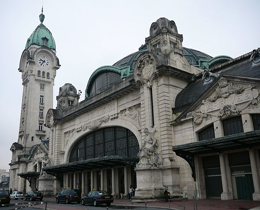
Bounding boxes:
[9,9,60,192]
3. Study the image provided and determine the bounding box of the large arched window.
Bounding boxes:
[89,72,121,97]
[69,127,139,162]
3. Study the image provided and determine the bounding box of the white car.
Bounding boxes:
[10,191,24,200]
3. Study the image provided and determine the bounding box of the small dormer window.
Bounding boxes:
[170,42,174,49]
[68,100,73,106]
[153,43,160,49]
[42,37,49,46]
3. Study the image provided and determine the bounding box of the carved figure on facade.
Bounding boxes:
[82,115,110,131]
[250,48,260,67]
[136,54,155,84]
[137,127,160,168]
[219,105,239,117]
[120,105,141,126]
[190,110,208,124]
[46,109,54,128]
[202,69,219,85]
[206,78,248,103]
[187,78,260,124]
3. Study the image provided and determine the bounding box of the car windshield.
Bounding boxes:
[98,191,108,195]
[17,191,23,194]
[72,189,80,195]
[0,190,9,195]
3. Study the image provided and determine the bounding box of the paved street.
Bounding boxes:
[1,197,260,210]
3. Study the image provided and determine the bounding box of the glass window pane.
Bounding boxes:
[253,114,260,130]
[223,116,243,136]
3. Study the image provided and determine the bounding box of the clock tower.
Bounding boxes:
[9,9,60,192]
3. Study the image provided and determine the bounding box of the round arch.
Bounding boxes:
[69,126,140,163]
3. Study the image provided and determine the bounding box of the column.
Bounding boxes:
[91,171,94,191]
[124,166,128,196]
[73,173,76,189]
[112,168,115,196]
[214,120,224,138]
[101,169,104,191]
[224,154,233,198]
[81,172,85,196]
[219,153,232,200]
[85,172,89,193]
[64,174,68,189]
[249,149,260,200]
[242,114,254,132]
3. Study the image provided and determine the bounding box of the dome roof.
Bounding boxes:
[25,11,56,50]
[113,45,213,70]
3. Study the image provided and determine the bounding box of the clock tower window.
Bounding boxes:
[40,84,44,90]
[42,37,49,46]
[42,71,45,78]
[39,123,43,131]
[38,70,41,77]
[40,95,44,104]
[47,72,50,79]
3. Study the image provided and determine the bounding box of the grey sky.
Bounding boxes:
[0,0,259,171]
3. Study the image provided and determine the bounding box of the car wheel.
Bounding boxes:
[81,199,85,205]
[65,198,69,204]
[93,200,97,206]
[107,203,111,207]
[56,198,59,203]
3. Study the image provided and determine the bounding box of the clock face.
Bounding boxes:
[38,54,50,68]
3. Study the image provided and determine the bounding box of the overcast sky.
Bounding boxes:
[0,0,259,171]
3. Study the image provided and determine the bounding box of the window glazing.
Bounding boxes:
[69,127,139,162]
[223,116,243,136]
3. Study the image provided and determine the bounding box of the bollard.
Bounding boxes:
[168,199,170,209]
[183,198,185,210]
[45,201,47,210]
[145,201,147,210]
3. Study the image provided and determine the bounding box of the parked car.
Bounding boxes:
[0,190,10,205]
[81,190,113,207]
[10,191,24,200]
[56,189,81,204]
[24,191,43,201]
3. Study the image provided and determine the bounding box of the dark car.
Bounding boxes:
[24,191,43,201]
[81,190,113,207]
[0,190,10,205]
[56,189,81,204]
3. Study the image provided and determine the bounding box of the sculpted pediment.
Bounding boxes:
[185,77,260,124]
[29,144,48,160]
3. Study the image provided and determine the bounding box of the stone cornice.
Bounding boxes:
[156,65,195,82]
[56,75,138,123]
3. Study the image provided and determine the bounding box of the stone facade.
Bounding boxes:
[10,14,260,201]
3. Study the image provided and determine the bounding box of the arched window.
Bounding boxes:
[37,70,41,77]
[47,72,50,79]
[42,71,45,78]
[69,127,139,162]
[198,124,215,141]
[89,72,121,97]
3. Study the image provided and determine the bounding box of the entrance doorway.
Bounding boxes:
[235,174,254,200]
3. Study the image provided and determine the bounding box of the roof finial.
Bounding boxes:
[39,6,45,23]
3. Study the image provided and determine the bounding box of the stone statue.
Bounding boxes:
[137,128,160,167]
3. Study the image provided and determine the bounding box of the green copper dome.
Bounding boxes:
[25,11,56,50]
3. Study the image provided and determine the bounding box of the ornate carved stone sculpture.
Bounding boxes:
[137,128,160,168]
[250,48,260,67]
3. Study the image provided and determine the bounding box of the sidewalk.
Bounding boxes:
[38,196,260,210]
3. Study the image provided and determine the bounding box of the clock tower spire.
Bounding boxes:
[9,9,60,193]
